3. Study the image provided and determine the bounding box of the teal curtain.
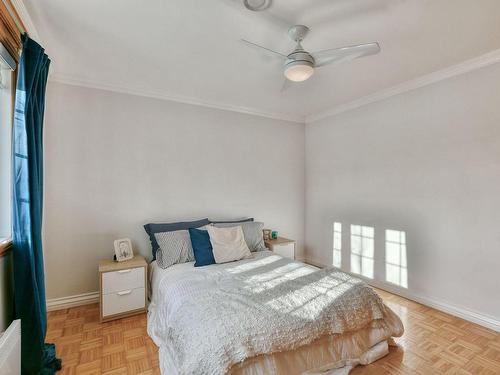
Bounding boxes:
[12,34,61,374]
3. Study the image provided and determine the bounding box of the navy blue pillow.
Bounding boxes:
[189,228,215,267]
[144,218,210,260]
[209,218,254,224]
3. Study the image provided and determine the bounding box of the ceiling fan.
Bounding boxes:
[241,25,380,86]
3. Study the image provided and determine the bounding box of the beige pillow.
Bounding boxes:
[206,225,251,264]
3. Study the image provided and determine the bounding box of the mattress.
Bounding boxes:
[148,251,404,375]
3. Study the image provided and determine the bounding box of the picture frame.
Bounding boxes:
[263,229,271,241]
[114,238,134,262]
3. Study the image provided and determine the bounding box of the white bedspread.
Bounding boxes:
[148,251,403,375]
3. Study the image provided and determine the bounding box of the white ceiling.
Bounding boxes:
[23,0,500,122]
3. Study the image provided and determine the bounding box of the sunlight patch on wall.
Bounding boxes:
[385,229,408,288]
[333,222,342,268]
[350,225,374,279]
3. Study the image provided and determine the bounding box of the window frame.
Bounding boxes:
[0,0,23,256]
[0,238,12,256]
[0,66,15,256]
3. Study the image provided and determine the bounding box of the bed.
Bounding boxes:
[147,250,404,375]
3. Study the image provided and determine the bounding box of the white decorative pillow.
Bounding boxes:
[206,225,251,264]
[154,230,194,269]
[214,221,266,252]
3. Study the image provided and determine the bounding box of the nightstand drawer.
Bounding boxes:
[102,267,144,295]
[102,288,145,317]
[273,243,295,259]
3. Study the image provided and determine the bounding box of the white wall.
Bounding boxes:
[44,81,305,299]
[305,63,500,324]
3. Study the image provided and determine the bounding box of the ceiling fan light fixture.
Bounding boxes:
[240,24,380,90]
[284,61,314,82]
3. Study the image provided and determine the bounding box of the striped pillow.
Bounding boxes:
[154,230,194,269]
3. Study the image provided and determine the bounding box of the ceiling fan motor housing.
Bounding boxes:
[285,50,315,67]
[283,25,315,82]
[284,50,315,82]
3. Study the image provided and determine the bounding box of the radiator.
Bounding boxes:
[0,319,21,375]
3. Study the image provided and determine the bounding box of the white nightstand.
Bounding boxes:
[99,255,147,322]
[265,237,295,260]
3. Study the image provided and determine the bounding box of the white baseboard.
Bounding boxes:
[45,261,500,333]
[46,291,99,311]
[302,257,500,333]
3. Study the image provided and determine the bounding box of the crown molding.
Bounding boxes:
[48,48,500,125]
[306,48,500,124]
[49,73,305,124]
[9,0,40,41]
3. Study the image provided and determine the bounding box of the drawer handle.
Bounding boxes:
[117,290,132,296]
[117,269,132,274]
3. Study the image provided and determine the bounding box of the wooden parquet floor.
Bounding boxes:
[47,304,159,375]
[47,289,500,375]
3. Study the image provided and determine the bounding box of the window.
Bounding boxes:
[332,222,342,268]
[0,0,22,254]
[350,225,374,278]
[385,230,407,288]
[0,49,13,241]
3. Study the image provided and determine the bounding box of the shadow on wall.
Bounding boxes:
[332,222,408,289]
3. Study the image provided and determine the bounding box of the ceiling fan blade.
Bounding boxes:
[240,39,287,59]
[312,42,380,68]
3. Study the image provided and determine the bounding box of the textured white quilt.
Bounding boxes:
[148,251,402,375]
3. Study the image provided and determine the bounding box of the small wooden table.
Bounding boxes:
[98,255,148,322]
[264,237,296,260]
